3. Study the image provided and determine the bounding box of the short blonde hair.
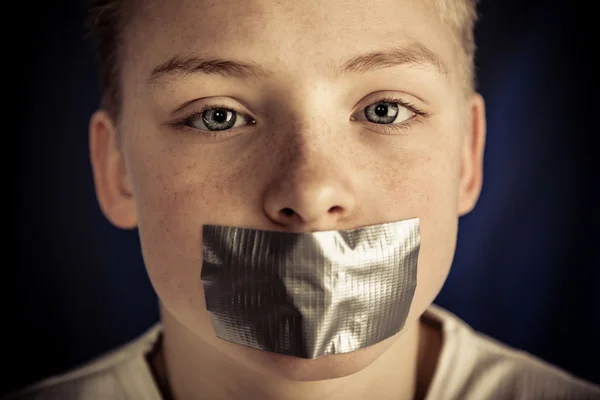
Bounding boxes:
[86,0,480,121]
[427,0,480,94]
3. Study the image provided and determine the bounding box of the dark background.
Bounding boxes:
[10,0,598,396]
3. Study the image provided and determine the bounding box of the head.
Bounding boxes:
[87,0,485,382]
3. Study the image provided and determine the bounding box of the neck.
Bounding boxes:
[151,304,441,400]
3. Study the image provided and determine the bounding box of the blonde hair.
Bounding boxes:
[86,0,480,121]
[428,0,480,94]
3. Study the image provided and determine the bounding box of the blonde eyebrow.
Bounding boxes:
[149,42,448,83]
[149,55,272,82]
[333,42,449,78]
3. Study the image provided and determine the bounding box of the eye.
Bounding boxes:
[183,106,254,131]
[354,100,416,126]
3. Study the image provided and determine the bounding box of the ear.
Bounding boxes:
[89,110,137,229]
[458,93,486,216]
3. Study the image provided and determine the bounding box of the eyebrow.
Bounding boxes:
[149,42,448,83]
[336,42,448,78]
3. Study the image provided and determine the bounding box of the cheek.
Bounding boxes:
[138,181,207,314]
[370,134,462,323]
[401,155,461,322]
[122,121,267,326]
[125,141,216,316]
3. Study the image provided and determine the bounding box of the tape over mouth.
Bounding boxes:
[201,218,420,358]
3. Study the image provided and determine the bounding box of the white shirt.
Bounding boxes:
[5,305,600,400]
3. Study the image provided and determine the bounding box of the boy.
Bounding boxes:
[8,0,600,399]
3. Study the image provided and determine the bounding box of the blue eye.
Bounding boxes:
[185,107,253,131]
[358,101,415,125]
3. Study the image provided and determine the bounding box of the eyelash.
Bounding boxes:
[169,96,430,139]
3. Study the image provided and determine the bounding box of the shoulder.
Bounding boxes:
[425,305,600,400]
[4,325,163,400]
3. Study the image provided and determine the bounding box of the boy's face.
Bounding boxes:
[91,0,485,381]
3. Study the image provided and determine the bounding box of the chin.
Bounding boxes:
[225,335,398,382]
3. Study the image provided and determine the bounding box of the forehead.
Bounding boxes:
[124,0,458,86]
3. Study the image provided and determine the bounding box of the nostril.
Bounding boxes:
[329,206,343,214]
[281,208,295,217]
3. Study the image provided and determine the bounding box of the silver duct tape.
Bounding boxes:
[201,218,420,359]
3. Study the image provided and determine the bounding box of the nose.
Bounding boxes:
[263,152,356,231]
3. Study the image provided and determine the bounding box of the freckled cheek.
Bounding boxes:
[130,161,215,303]
[408,160,460,316]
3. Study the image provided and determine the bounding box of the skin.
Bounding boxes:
[89,0,486,399]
